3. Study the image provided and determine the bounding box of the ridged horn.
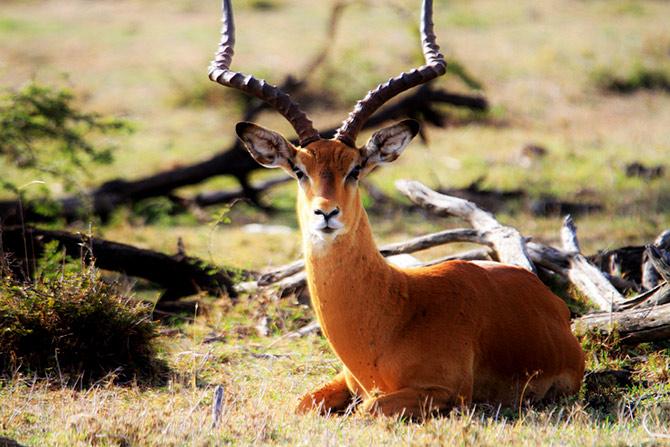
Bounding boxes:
[208,0,321,147]
[334,0,446,147]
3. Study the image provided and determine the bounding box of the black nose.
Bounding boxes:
[314,208,340,221]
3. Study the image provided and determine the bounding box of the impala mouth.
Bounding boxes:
[311,220,344,240]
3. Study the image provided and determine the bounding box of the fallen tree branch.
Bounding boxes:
[618,246,670,310]
[560,215,625,312]
[574,301,670,345]
[379,228,486,257]
[642,230,670,289]
[0,226,242,302]
[187,175,292,209]
[395,179,536,273]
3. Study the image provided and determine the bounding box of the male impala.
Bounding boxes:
[209,0,584,417]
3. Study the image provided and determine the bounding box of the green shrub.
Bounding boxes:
[0,83,131,211]
[593,63,670,94]
[0,266,165,385]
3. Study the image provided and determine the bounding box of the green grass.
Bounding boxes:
[2,0,670,444]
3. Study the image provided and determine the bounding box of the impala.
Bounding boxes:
[209,0,585,417]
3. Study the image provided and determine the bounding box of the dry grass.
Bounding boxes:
[2,0,670,444]
[1,315,669,446]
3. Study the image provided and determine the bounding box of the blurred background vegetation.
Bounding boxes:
[0,0,668,270]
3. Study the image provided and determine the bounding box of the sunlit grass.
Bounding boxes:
[1,303,669,446]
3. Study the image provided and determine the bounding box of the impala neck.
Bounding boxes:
[299,191,389,298]
[297,192,408,373]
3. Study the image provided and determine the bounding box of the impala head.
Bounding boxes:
[208,0,445,243]
[236,120,420,241]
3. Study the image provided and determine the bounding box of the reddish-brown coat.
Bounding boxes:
[293,141,584,417]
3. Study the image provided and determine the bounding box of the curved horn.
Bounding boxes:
[208,0,321,147]
[334,0,446,147]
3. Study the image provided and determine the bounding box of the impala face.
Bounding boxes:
[236,120,420,244]
[291,140,359,242]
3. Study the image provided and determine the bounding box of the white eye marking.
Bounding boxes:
[292,161,312,185]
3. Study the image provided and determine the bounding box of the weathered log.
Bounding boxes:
[617,282,670,311]
[526,241,570,274]
[0,226,241,302]
[574,301,670,345]
[258,259,305,286]
[617,246,670,309]
[189,175,292,208]
[379,228,486,257]
[642,230,670,289]
[591,246,645,287]
[527,241,638,293]
[560,216,625,312]
[395,179,536,273]
[587,230,670,291]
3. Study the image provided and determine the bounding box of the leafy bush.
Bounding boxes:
[0,260,165,385]
[0,83,130,200]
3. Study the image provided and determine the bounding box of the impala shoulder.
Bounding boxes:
[403,260,495,292]
[417,259,492,277]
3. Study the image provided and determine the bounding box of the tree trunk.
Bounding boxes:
[0,226,242,303]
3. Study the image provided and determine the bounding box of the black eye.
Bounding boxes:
[347,165,362,181]
[293,167,305,180]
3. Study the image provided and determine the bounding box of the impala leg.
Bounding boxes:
[361,387,472,419]
[296,371,355,415]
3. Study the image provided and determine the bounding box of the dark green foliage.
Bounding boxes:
[0,83,130,194]
[248,0,280,10]
[0,251,165,384]
[445,57,484,91]
[593,63,670,94]
[132,197,178,225]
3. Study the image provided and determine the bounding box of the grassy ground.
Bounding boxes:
[2,0,670,444]
[1,298,670,446]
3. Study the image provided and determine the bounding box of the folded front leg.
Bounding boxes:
[361,387,471,419]
[296,371,355,415]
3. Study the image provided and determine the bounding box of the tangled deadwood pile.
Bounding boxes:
[247,180,670,345]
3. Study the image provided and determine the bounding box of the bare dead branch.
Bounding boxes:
[379,228,487,256]
[190,175,292,208]
[395,179,535,272]
[560,215,625,312]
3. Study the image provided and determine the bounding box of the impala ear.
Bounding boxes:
[236,122,297,170]
[360,120,420,173]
